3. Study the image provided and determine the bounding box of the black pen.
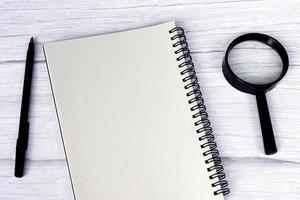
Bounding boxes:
[15,37,35,178]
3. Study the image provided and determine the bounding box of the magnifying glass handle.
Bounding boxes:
[256,92,277,155]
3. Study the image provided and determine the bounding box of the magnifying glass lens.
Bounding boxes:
[228,41,283,85]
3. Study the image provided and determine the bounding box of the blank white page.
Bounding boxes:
[44,21,224,200]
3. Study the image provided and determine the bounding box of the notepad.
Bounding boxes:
[44,21,229,200]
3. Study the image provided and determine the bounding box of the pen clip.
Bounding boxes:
[15,121,29,178]
[16,121,30,150]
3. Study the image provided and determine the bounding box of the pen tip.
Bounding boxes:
[30,37,34,43]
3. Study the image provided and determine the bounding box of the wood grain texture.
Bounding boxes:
[1,0,300,199]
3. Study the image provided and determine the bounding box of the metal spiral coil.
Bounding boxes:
[169,27,230,196]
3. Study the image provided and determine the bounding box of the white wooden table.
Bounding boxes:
[1,1,300,199]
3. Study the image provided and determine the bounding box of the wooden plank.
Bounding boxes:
[223,157,300,199]
[0,159,74,200]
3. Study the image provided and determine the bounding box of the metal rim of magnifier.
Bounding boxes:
[222,33,289,95]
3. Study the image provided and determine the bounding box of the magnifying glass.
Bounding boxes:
[222,33,289,155]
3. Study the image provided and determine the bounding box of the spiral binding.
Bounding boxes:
[169,27,230,196]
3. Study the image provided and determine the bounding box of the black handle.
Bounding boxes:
[256,92,277,155]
